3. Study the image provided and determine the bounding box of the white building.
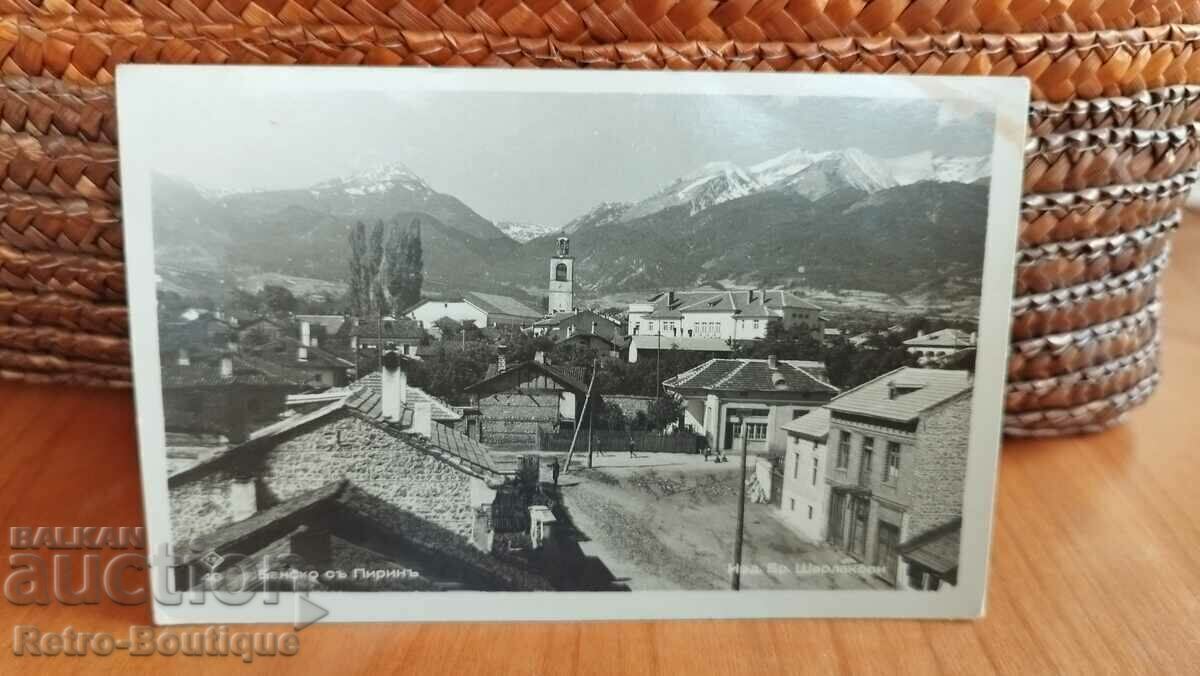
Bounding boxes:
[627,289,823,343]
[405,292,542,332]
[779,408,831,542]
[903,328,976,363]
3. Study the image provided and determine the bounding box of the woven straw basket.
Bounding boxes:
[1,2,1197,437]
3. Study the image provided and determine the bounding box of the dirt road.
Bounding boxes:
[560,461,889,591]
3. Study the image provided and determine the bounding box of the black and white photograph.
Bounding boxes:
[119,68,1026,622]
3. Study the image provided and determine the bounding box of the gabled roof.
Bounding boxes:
[663,359,837,396]
[904,328,975,349]
[628,335,732,353]
[160,353,306,388]
[464,360,589,395]
[170,382,503,486]
[465,292,541,319]
[533,309,622,327]
[351,371,462,421]
[898,517,962,576]
[826,367,971,423]
[294,314,347,336]
[667,289,822,315]
[781,408,832,442]
[246,335,354,370]
[348,317,425,339]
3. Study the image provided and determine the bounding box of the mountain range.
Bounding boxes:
[152,146,990,307]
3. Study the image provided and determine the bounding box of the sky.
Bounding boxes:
[142,88,995,227]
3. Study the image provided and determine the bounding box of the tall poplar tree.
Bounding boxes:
[348,221,369,316]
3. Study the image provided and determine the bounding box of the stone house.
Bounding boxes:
[243,333,354,388]
[823,367,972,588]
[627,289,823,342]
[167,353,547,591]
[779,408,831,542]
[662,356,838,456]
[463,355,590,450]
[161,352,308,443]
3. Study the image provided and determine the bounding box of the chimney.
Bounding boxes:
[230,477,256,521]
[300,320,311,347]
[534,351,546,364]
[748,289,755,304]
[767,354,778,370]
[970,331,977,345]
[917,329,925,337]
[177,349,190,366]
[297,345,308,362]
[888,381,898,400]
[220,356,233,378]
[497,353,507,373]
[412,401,433,438]
[667,291,676,306]
[288,525,331,571]
[381,349,408,423]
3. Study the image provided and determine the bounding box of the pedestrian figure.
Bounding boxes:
[628,437,638,459]
[549,457,561,486]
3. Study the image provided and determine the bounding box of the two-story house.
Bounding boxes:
[628,289,823,342]
[903,328,977,364]
[662,356,837,456]
[530,309,624,346]
[823,367,972,589]
[779,408,831,542]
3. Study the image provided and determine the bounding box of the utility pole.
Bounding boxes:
[731,415,749,591]
[587,359,596,469]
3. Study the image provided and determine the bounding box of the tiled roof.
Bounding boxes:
[464,360,589,395]
[172,383,503,486]
[664,289,821,315]
[353,371,462,421]
[465,292,542,319]
[246,336,354,370]
[294,314,347,336]
[826,367,971,423]
[348,317,425,339]
[903,328,975,349]
[161,354,306,388]
[663,359,837,396]
[898,518,962,575]
[629,335,732,353]
[781,408,832,441]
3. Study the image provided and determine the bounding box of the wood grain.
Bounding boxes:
[1,222,1200,674]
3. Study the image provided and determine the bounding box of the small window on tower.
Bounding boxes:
[555,263,568,281]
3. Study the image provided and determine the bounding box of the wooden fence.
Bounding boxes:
[536,429,703,454]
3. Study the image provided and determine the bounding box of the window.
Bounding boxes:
[790,498,796,511]
[793,452,800,479]
[885,441,901,482]
[746,423,768,441]
[753,320,760,329]
[836,431,851,469]
[807,505,814,519]
[811,457,819,485]
[860,436,875,482]
[555,262,568,281]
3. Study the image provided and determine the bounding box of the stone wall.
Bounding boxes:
[170,411,479,548]
[477,392,561,447]
[906,393,971,540]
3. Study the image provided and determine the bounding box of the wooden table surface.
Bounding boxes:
[2,226,1199,675]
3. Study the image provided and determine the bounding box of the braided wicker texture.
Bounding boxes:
[0,6,1194,434]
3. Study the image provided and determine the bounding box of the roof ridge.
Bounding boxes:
[712,359,750,389]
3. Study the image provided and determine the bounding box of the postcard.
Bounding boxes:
[117,66,1027,623]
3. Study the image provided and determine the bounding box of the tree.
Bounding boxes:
[367,220,386,316]
[433,317,463,340]
[384,220,408,315]
[401,218,424,311]
[647,395,684,431]
[260,285,297,316]
[348,221,369,316]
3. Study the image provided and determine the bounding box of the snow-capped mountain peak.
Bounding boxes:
[622,161,761,221]
[496,220,559,243]
[314,162,432,197]
[563,201,631,234]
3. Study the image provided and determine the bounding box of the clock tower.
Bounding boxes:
[548,237,574,314]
